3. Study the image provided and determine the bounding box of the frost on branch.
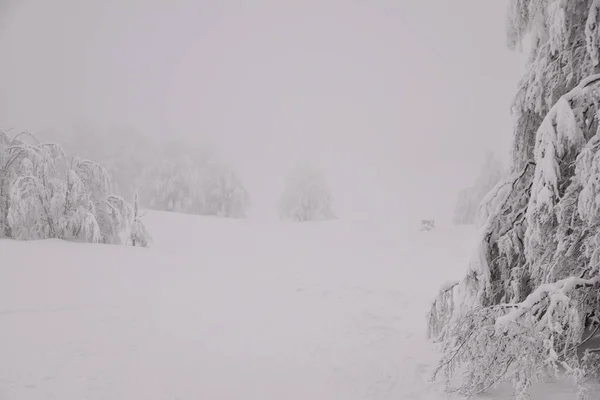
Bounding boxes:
[586,0,600,66]
[428,74,600,398]
[508,0,598,172]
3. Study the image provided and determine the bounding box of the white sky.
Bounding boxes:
[0,0,525,223]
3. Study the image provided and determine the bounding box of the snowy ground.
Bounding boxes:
[0,212,594,399]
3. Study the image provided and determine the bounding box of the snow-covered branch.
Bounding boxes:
[495,275,600,331]
[430,37,600,395]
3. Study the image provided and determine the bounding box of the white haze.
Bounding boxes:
[0,0,525,223]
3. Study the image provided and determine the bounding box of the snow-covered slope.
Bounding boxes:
[0,211,567,399]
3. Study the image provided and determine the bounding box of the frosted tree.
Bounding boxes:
[0,131,141,245]
[128,192,152,247]
[39,128,250,218]
[0,131,57,238]
[279,164,335,222]
[142,154,199,213]
[8,143,84,240]
[0,131,54,238]
[428,2,600,398]
[0,130,19,237]
[197,160,250,218]
[141,152,250,218]
[453,151,505,225]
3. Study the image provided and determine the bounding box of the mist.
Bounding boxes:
[0,0,525,223]
[10,2,598,398]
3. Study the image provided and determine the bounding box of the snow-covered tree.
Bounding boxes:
[429,2,600,398]
[0,131,147,245]
[142,154,198,213]
[0,130,22,238]
[128,192,152,247]
[0,131,54,239]
[199,161,250,218]
[39,127,250,218]
[141,153,250,218]
[453,151,505,225]
[279,164,335,222]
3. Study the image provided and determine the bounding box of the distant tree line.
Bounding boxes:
[35,127,337,224]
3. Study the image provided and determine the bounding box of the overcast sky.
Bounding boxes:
[0,0,525,223]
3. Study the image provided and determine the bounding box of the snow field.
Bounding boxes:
[1,212,475,399]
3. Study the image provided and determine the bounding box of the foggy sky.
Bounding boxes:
[0,0,525,223]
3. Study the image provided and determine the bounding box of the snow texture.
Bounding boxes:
[0,212,475,400]
[0,212,596,399]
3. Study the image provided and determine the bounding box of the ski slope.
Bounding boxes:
[0,211,589,399]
